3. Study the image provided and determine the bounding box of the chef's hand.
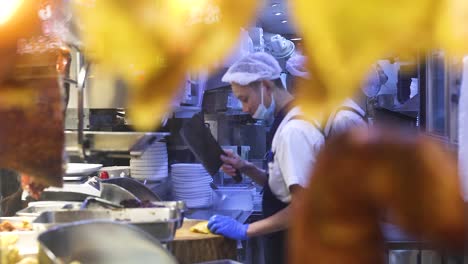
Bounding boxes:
[208,215,249,240]
[220,150,246,177]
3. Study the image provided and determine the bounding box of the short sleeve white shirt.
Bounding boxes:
[268,106,325,203]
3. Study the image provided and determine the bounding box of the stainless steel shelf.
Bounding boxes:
[65,131,169,153]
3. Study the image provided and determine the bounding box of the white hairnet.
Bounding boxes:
[221,52,282,86]
[285,54,309,78]
[362,65,386,97]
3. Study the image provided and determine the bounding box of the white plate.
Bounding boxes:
[170,171,209,176]
[173,186,212,193]
[171,175,211,180]
[133,170,168,175]
[132,172,168,176]
[130,166,169,171]
[173,185,212,192]
[172,171,209,174]
[171,163,204,168]
[171,168,205,172]
[131,157,168,162]
[63,175,88,181]
[131,161,168,166]
[171,179,212,186]
[131,163,168,167]
[66,163,103,175]
[130,161,168,166]
[132,175,168,181]
[133,173,168,178]
[136,156,168,161]
[171,168,209,172]
[173,192,212,198]
[172,187,212,192]
[171,170,210,174]
[131,167,168,172]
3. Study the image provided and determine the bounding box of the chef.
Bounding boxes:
[207,52,324,264]
[322,64,388,138]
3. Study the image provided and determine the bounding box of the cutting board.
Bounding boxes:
[168,220,237,264]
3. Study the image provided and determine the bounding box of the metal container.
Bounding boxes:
[151,201,186,228]
[103,177,161,201]
[33,207,181,242]
[80,199,185,228]
[111,208,179,242]
[100,182,138,203]
[38,220,177,264]
[16,202,83,217]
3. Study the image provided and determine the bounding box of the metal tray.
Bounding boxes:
[152,201,186,228]
[16,202,83,217]
[33,208,181,242]
[80,199,186,228]
[38,220,177,264]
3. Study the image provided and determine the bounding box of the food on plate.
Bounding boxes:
[0,234,38,264]
[0,220,32,232]
[0,234,21,264]
[190,221,211,235]
[291,127,466,264]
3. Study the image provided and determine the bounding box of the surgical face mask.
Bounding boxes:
[252,86,275,124]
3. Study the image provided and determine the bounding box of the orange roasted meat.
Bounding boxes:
[291,127,466,264]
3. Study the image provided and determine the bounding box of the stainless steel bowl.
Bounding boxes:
[38,220,177,264]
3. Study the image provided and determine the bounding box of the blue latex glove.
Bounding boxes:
[208,215,249,240]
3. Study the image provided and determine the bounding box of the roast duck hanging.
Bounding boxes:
[0,1,69,194]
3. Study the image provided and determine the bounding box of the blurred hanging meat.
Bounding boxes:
[291,128,466,264]
[0,1,68,188]
[288,0,468,119]
[0,51,67,188]
[72,0,261,131]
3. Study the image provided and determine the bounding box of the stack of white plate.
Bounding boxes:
[130,142,168,181]
[171,163,213,208]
